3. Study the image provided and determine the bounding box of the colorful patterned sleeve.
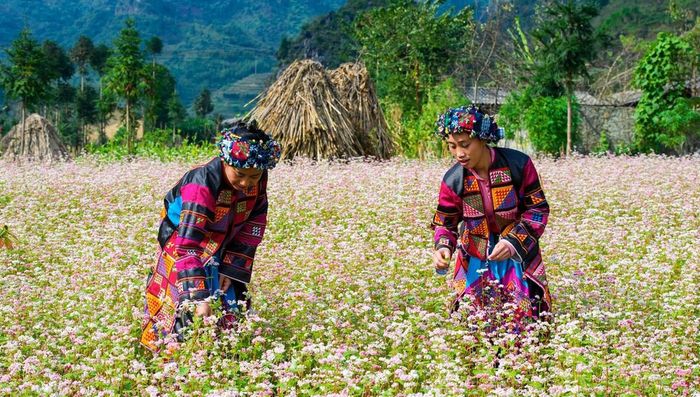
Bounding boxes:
[219,177,268,284]
[503,158,549,264]
[174,182,216,302]
[431,180,463,254]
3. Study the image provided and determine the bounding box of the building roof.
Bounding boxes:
[463,87,650,107]
[464,88,510,105]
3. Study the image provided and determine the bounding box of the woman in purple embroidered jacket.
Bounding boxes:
[431,106,551,319]
[140,120,281,352]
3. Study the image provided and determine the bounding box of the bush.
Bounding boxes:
[178,117,217,144]
[85,128,214,163]
[0,116,15,137]
[499,89,534,141]
[592,130,610,155]
[633,32,696,153]
[57,115,82,149]
[525,95,578,155]
[500,89,579,156]
[401,79,467,159]
[142,128,179,146]
[655,98,700,153]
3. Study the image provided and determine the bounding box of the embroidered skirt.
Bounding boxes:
[451,234,533,318]
[140,250,249,353]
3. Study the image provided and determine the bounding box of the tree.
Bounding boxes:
[590,34,646,98]
[146,36,163,112]
[531,0,605,156]
[144,63,177,131]
[54,82,76,119]
[71,36,94,92]
[403,78,467,158]
[146,36,163,71]
[354,0,474,113]
[499,87,580,155]
[90,44,111,77]
[167,90,186,143]
[42,40,74,82]
[53,82,78,147]
[96,90,117,145]
[90,44,112,139]
[102,18,147,154]
[75,85,99,147]
[0,27,51,156]
[40,40,75,142]
[456,1,516,102]
[194,88,213,118]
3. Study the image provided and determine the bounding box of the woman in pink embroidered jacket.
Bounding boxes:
[140,120,281,353]
[431,106,551,319]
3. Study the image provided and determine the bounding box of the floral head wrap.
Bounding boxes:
[217,119,282,169]
[435,105,505,144]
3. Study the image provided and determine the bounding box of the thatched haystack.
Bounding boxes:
[329,62,393,159]
[248,60,362,159]
[1,114,70,161]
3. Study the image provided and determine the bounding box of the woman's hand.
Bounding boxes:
[487,240,513,261]
[433,247,452,273]
[194,302,212,317]
[219,276,231,293]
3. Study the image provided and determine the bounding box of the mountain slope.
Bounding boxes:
[0,0,345,115]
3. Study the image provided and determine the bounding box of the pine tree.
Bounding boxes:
[71,36,94,93]
[102,18,147,154]
[532,0,605,156]
[167,90,186,143]
[0,27,51,156]
[144,63,177,131]
[146,36,163,72]
[90,44,112,140]
[194,88,213,118]
[43,40,74,82]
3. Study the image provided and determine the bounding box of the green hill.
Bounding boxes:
[1,0,697,117]
[596,0,697,39]
[277,0,698,70]
[0,0,345,116]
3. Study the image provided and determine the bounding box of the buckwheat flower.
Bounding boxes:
[21,357,40,375]
[251,335,265,344]
[145,386,159,397]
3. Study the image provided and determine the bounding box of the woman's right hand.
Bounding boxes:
[433,248,452,273]
[194,302,212,317]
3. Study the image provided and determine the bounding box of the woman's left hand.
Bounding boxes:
[219,276,231,293]
[487,240,513,261]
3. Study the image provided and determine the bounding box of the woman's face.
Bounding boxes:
[446,133,487,169]
[223,162,263,191]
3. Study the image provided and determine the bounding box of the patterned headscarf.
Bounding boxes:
[217,119,282,170]
[435,105,505,144]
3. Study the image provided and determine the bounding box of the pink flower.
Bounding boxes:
[675,368,692,377]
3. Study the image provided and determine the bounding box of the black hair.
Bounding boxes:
[221,118,269,143]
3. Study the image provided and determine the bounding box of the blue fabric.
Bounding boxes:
[167,196,183,227]
[204,251,243,312]
[465,234,528,288]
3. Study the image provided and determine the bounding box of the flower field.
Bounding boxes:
[0,155,699,396]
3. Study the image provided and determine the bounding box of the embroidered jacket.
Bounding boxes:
[432,147,549,271]
[158,157,268,302]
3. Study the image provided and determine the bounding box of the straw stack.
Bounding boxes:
[0,113,71,161]
[329,62,393,159]
[248,60,362,159]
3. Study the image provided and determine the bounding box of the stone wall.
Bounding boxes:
[577,105,636,152]
[497,105,636,154]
